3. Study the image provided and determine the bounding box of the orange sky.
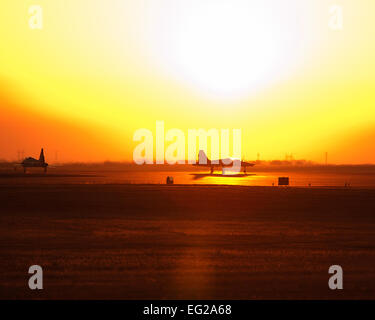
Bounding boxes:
[1,0,375,163]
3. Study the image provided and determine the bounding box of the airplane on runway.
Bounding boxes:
[16,148,49,173]
[194,150,254,174]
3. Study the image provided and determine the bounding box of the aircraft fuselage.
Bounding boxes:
[22,158,48,168]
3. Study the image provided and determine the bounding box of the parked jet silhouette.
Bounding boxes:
[17,148,48,173]
[194,150,254,174]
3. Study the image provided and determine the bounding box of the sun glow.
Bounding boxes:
[147,0,304,99]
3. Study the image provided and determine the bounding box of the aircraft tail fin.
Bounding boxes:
[39,148,45,162]
[198,150,209,164]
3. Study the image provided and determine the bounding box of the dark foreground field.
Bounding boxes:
[0,184,374,299]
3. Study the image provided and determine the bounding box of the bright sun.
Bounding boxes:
[148,0,303,99]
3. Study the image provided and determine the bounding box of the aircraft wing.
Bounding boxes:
[241,160,255,167]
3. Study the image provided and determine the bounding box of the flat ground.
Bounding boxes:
[0,184,374,299]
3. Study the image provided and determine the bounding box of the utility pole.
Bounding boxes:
[17,150,25,161]
[325,152,328,165]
